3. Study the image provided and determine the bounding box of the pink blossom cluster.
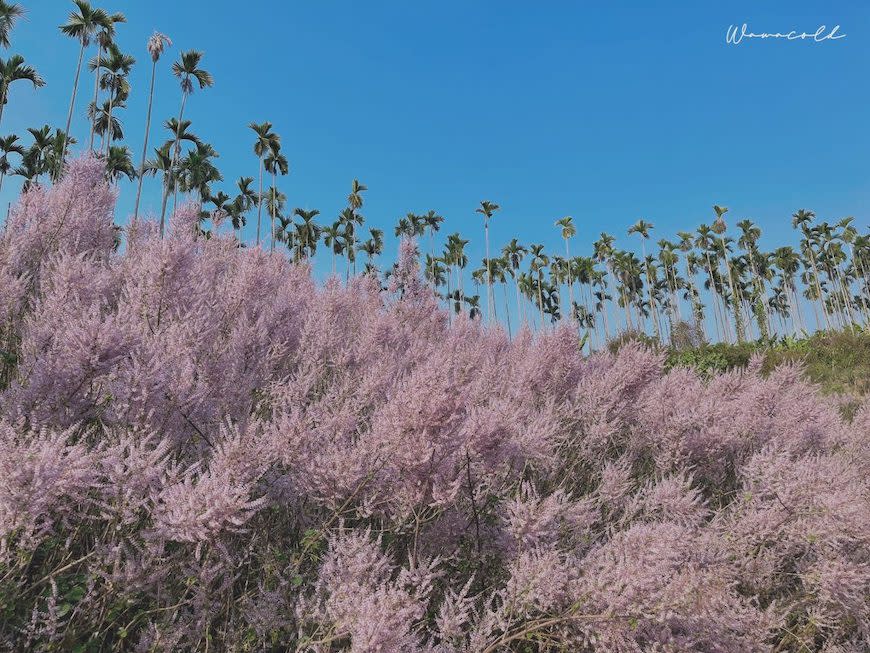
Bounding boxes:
[0,158,867,651]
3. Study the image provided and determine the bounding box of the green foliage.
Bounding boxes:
[664,329,870,396]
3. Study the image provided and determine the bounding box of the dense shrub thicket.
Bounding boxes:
[0,159,868,651]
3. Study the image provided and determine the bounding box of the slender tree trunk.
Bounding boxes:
[833,264,856,326]
[850,244,870,323]
[255,156,264,246]
[0,171,4,194]
[514,274,523,326]
[270,170,276,252]
[719,241,744,342]
[0,84,7,129]
[704,253,726,343]
[60,40,87,177]
[134,59,158,222]
[484,220,493,323]
[502,281,511,339]
[806,248,831,331]
[104,81,115,157]
[89,43,103,150]
[159,179,170,237]
[564,238,574,311]
[171,92,188,215]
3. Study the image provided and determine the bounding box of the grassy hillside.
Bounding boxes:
[613,328,870,397]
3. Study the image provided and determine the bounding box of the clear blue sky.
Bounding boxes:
[2,1,868,275]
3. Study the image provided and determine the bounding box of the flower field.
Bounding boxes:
[0,159,867,651]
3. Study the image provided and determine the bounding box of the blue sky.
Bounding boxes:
[1,1,868,277]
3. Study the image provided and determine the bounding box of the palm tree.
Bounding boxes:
[676,231,706,340]
[232,175,256,240]
[628,219,660,340]
[143,142,174,237]
[338,206,364,277]
[87,11,125,150]
[264,145,288,251]
[712,205,746,342]
[357,227,384,271]
[133,31,171,222]
[0,1,24,49]
[475,200,500,323]
[293,208,321,261]
[249,121,276,246]
[502,239,527,325]
[736,219,771,339]
[594,232,625,333]
[529,244,549,327]
[792,209,830,332]
[838,217,870,322]
[395,214,416,238]
[157,118,199,228]
[171,50,213,209]
[59,1,109,174]
[263,186,285,235]
[0,54,44,129]
[555,216,576,312]
[423,209,444,257]
[88,99,122,147]
[696,224,730,343]
[445,233,469,308]
[104,144,135,182]
[774,246,803,336]
[345,179,367,274]
[25,125,55,184]
[322,222,345,275]
[177,141,221,203]
[0,132,22,192]
[93,43,134,155]
[12,146,37,190]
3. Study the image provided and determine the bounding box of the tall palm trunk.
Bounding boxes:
[582,281,597,347]
[564,238,574,311]
[719,242,744,342]
[849,243,870,322]
[609,262,630,331]
[641,242,660,341]
[159,181,170,237]
[806,248,831,331]
[833,265,855,326]
[104,84,115,157]
[787,278,802,336]
[502,282,512,339]
[88,43,103,150]
[683,262,706,341]
[514,273,523,326]
[270,170,276,252]
[484,220,492,323]
[704,252,728,343]
[171,92,188,215]
[255,156,264,246]
[60,39,87,177]
[0,84,8,129]
[747,252,771,338]
[134,58,157,222]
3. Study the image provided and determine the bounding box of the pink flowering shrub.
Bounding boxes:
[0,158,867,651]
